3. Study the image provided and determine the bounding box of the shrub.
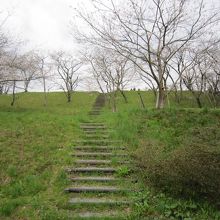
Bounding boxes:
[134,136,220,204]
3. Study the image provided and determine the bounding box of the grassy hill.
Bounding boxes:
[0,91,220,219]
[0,92,98,219]
[102,91,220,219]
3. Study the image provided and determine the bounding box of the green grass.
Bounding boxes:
[0,92,98,220]
[101,91,220,219]
[1,90,220,220]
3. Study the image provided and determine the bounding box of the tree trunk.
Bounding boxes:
[196,96,202,108]
[111,91,117,112]
[11,80,16,106]
[137,90,145,109]
[43,77,47,107]
[24,80,29,93]
[156,86,165,109]
[67,91,71,102]
[119,89,128,103]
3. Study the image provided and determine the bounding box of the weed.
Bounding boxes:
[116,166,131,177]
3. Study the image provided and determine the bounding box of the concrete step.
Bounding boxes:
[74,159,128,165]
[73,152,127,157]
[80,125,106,129]
[70,176,117,182]
[75,159,111,165]
[66,167,116,173]
[71,212,126,219]
[74,146,125,151]
[65,186,125,193]
[89,111,101,113]
[69,198,129,205]
[84,134,109,139]
[83,130,111,134]
[74,140,121,145]
[80,123,105,126]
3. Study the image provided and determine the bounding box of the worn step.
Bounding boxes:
[80,123,105,126]
[89,111,101,113]
[80,125,106,129]
[75,159,112,165]
[83,130,111,134]
[84,134,109,139]
[70,176,117,182]
[74,140,121,145]
[69,198,129,205]
[88,113,100,116]
[73,152,127,157]
[74,159,128,165]
[71,212,127,219]
[65,186,125,193]
[66,167,116,173]
[74,146,125,151]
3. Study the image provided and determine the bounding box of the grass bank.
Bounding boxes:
[0,92,98,220]
[101,91,220,219]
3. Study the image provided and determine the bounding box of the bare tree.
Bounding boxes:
[35,54,52,106]
[73,0,219,108]
[82,47,134,111]
[14,51,41,92]
[182,46,213,108]
[52,51,81,102]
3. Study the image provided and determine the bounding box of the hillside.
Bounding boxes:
[0,91,220,219]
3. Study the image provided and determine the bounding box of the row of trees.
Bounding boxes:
[1,0,220,110]
[0,21,82,105]
[72,0,220,109]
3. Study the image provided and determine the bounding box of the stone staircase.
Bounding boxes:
[64,94,132,219]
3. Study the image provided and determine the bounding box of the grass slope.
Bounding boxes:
[101,91,220,219]
[1,90,220,220]
[0,92,98,220]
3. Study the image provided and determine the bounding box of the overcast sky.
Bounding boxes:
[0,0,219,53]
[0,0,89,52]
[0,0,219,92]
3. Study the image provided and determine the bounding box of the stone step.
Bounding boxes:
[75,159,111,165]
[73,152,127,157]
[74,140,121,145]
[84,134,109,139]
[74,159,128,165]
[70,176,117,182]
[89,112,100,116]
[80,125,106,129]
[66,167,116,173]
[65,186,125,193]
[80,123,105,126]
[69,198,129,205]
[90,107,101,109]
[89,110,101,113]
[83,130,111,134]
[71,211,125,220]
[74,146,125,151]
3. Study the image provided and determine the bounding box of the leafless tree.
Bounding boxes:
[14,51,41,92]
[205,44,220,106]
[73,0,219,108]
[35,54,52,106]
[82,47,134,111]
[51,51,81,103]
[182,46,213,108]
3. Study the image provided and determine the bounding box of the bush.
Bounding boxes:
[134,129,220,204]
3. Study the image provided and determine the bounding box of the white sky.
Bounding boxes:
[0,0,219,92]
[0,0,219,53]
[0,0,90,52]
